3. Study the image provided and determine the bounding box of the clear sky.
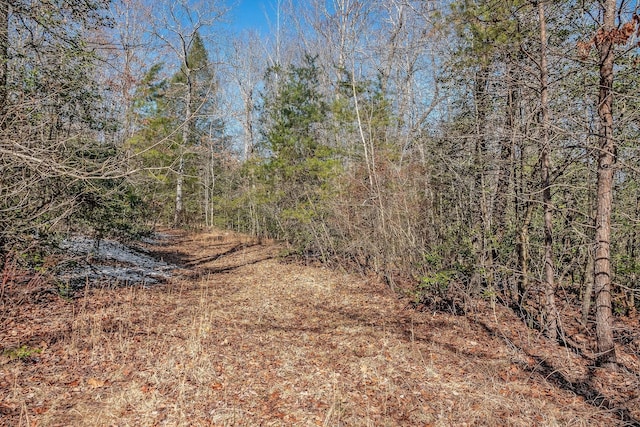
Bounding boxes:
[226,0,278,35]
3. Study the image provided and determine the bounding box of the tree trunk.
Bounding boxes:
[174,153,184,226]
[243,89,254,159]
[0,0,8,127]
[494,59,516,234]
[538,0,557,341]
[582,244,595,326]
[175,69,193,227]
[593,0,617,368]
[493,57,516,301]
[473,61,493,294]
[515,200,532,309]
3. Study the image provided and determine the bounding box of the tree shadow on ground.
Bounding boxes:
[307,291,639,427]
[185,243,260,268]
[187,255,276,279]
[472,318,640,427]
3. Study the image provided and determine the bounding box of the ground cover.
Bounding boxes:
[1,229,638,426]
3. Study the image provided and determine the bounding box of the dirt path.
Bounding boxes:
[1,229,635,426]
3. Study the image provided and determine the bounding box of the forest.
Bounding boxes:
[1,0,639,390]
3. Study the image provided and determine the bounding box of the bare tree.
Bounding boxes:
[149,0,226,225]
[227,32,265,159]
[106,0,152,145]
[0,1,7,126]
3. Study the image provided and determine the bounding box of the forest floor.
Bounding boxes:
[1,228,639,426]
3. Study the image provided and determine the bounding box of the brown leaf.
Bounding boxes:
[622,21,635,38]
[87,377,105,388]
[267,391,280,404]
[577,40,592,60]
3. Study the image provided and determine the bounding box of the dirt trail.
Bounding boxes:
[0,229,635,426]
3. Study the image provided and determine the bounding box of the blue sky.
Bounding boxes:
[226,0,278,34]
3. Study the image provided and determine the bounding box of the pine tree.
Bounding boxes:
[256,55,339,251]
[171,31,217,225]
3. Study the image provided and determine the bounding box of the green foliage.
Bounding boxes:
[56,281,74,300]
[418,270,454,298]
[614,253,640,277]
[261,56,328,159]
[3,345,42,361]
[174,32,211,85]
[249,55,341,252]
[73,179,151,240]
[410,266,466,315]
[126,63,179,222]
[126,31,224,226]
[450,0,527,60]
[19,249,47,272]
[331,70,397,159]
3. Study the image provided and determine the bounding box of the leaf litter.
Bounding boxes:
[1,229,637,426]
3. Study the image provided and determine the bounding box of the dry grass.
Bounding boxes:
[0,229,636,426]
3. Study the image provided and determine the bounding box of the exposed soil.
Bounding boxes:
[1,229,639,426]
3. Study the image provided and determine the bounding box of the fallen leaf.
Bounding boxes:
[87,378,105,388]
[268,391,280,401]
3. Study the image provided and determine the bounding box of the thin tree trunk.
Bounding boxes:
[0,0,8,128]
[593,0,617,368]
[630,194,640,315]
[175,74,192,227]
[175,153,184,226]
[538,0,557,341]
[243,89,254,159]
[494,56,517,232]
[582,244,595,326]
[493,56,518,301]
[473,62,492,294]
[516,200,533,307]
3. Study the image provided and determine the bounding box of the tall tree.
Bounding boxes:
[106,0,153,145]
[0,0,7,125]
[537,0,557,340]
[256,55,338,252]
[227,32,265,159]
[171,31,211,225]
[150,0,225,225]
[592,0,618,368]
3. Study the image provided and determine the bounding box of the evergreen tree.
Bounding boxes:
[255,55,340,252]
[126,63,178,222]
[127,32,223,226]
[171,31,218,225]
